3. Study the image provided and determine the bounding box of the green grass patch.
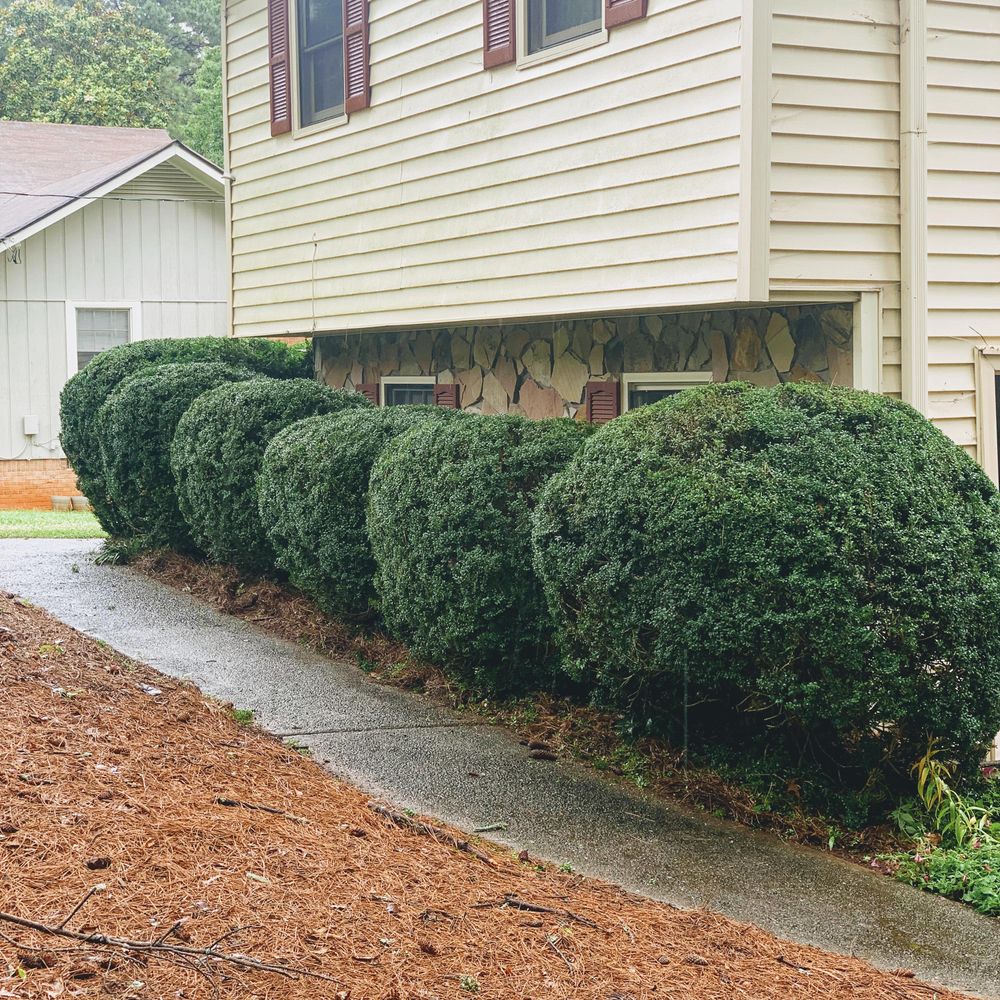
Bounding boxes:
[0,509,107,539]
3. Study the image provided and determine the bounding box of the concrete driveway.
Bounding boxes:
[1,537,996,998]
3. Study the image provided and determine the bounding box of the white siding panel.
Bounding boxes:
[226,0,745,336]
[926,0,1000,444]
[0,185,226,460]
[769,3,901,394]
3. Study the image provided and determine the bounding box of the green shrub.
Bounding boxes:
[889,843,1000,916]
[532,382,1000,791]
[95,363,253,551]
[258,405,465,618]
[367,414,590,692]
[171,378,369,573]
[60,337,310,534]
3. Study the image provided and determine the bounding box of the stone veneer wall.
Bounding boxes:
[316,304,854,420]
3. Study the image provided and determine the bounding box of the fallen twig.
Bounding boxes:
[0,911,343,985]
[215,797,305,823]
[367,801,495,867]
[473,894,600,929]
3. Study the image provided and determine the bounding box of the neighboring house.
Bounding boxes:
[0,122,227,508]
[223,1,999,472]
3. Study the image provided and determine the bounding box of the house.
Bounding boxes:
[0,122,227,509]
[222,1,999,473]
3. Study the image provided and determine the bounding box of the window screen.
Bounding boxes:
[76,308,130,370]
[527,0,601,53]
[384,383,435,407]
[627,386,681,410]
[297,0,345,125]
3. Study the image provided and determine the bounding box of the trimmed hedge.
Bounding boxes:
[171,378,369,573]
[367,414,590,692]
[60,337,310,534]
[96,363,253,551]
[532,381,1000,787]
[258,405,465,618]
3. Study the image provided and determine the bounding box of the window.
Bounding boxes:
[75,308,130,370]
[297,0,344,126]
[381,376,435,406]
[527,0,602,53]
[621,372,712,412]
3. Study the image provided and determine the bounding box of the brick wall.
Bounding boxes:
[0,460,81,510]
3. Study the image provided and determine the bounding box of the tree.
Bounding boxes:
[179,45,223,165]
[0,0,172,128]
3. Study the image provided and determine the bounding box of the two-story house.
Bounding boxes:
[223,0,999,474]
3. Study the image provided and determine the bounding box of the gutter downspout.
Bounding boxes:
[899,0,928,412]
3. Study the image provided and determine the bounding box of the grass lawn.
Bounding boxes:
[0,508,106,539]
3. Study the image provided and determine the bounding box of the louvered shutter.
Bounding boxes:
[605,0,647,28]
[433,384,461,408]
[585,381,620,424]
[268,0,292,135]
[356,382,380,405]
[344,0,370,113]
[483,0,515,68]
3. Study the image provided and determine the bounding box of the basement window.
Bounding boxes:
[380,376,435,407]
[621,372,712,412]
[527,0,602,53]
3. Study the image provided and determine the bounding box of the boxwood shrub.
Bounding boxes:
[532,381,1000,790]
[171,377,369,573]
[60,337,310,534]
[367,414,590,692]
[259,405,465,618]
[96,363,253,551]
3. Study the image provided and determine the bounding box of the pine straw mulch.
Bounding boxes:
[0,592,965,1000]
[130,550,903,857]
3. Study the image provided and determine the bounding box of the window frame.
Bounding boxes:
[976,348,1000,487]
[291,0,348,135]
[65,301,140,376]
[517,0,608,67]
[620,371,712,412]
[380,375,436,407]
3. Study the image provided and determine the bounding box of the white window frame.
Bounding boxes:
[379,375,436,407]
[976,348,1000,487]
[621,371,712,412]
[517,0,608,68]
[65,301,141,376]
[290,0,348,137]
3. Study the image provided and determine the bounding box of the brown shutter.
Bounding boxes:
[605,0,647,28]
[433,383,461,408]
[585,380,620,424]
[344,0,370,114]
[356,382,380,405]
[483,0,515,68]
[268,0,292,136]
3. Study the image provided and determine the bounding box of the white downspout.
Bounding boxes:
[899,0,928,412]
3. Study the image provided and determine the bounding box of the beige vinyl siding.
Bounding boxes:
[0,187,226,461]
[768,0,902,394]
[226,0,745,337]
[925,0,1000,455]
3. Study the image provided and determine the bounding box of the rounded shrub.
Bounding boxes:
[367,414,591,692]
[60,337,310,534]
[259,405,466,619]
[532,381,1000,788]
[96,363,254,551]
[171,377,369,573]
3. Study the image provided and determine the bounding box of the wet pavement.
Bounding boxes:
[1,538,997,997]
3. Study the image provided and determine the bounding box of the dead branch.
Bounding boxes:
[215,797,306,822]
[0,911,343,985]
[473,894,600,929]
[367,801,495,867]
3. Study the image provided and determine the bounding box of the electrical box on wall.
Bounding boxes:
[22,415,39,436]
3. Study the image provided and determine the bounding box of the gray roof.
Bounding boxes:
[0,121,177,242]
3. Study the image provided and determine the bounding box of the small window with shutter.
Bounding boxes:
[620,372,711,412]
[296,0,345,126]
[380,376,435,406]
[527,0,601,54]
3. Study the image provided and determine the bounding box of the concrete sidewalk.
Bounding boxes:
[1,537,996,997]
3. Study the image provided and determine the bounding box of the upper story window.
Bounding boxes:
[527,0,602,53]
[296,0,345,125]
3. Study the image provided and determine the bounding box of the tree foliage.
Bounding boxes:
[0,0,171,128]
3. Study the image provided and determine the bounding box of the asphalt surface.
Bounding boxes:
[1,537,997,997]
